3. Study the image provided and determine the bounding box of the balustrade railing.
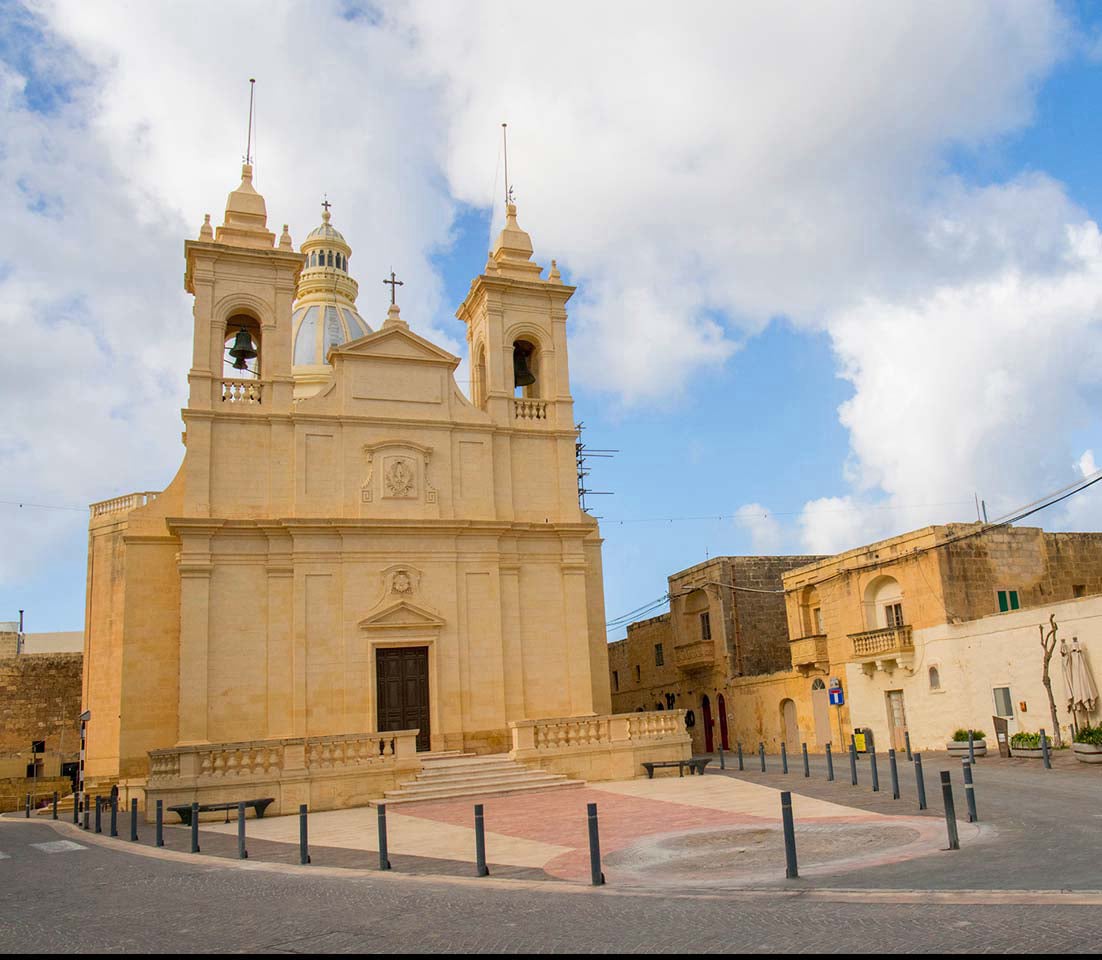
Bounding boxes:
[89,491,160,518]
[221,378,264,405]
[849,625,914,658]
[513,397,548,421]
[512,710,687,752]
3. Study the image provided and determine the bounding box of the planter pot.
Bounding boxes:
[947,741,987,757]
[1011,747,1045,759]
[1074,742,1102,763]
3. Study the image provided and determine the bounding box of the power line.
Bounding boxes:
[0,500,85,512]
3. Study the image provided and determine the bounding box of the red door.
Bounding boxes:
[702,695,714,753]
[718,693,730,750]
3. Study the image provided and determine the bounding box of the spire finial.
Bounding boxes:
[383,269,404,306]
[321,195,331,222]
[502,122,513,210]
[244,78,256,166]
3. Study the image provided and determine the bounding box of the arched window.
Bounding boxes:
[473,343,488,408]
[336,252,343,271]
[327,250,334,267]
[811,678,826,691]
[863,575,904,630]
[512,338,540,398]
[223,312,262,380]
[929,666,941,690]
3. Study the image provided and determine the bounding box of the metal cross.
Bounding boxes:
[321,197,331,213]
[383,270,404,305]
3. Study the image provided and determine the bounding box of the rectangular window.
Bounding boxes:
[612,670,619,692]
[1074,585,1086,599]
[654,643,664,666]
[994,686,1014,718]
[700,612,712,640]
[885,602,904,627]
[635,665,641,683]
[813,607,824,634]
[997,590,1020,613]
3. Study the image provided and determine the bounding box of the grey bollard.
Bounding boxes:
[82,803,89,832]
[962,761,978,822]
[759,742,766,772]
[870,740,880,793]
[737,741,744,771]
[781,742,789,774]
[780,791,798,879]
[802,743,810,778]
[1041,729,1052,769]
[968,731,976,765]
[587,802,605,886]
[915,753,927,810]
[940,771,960,850]
[73,793,79,825]
[190,802,200,853]
[825,742,835,781]
[718,745,725,771]
[130,798,138,841]
[849,739,858,785]
[110,797,118,838]
[889,749,900,800]
[474,804,489,877]
[155,800,164,848]
[94,796,102,834]
[52,792,58,821]
[237,802,248,859]
[25,794,30,819]
[377,804,391,870]
[299,804,310,865]
[904,730,913,761]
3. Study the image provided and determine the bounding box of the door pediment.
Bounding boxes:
[358,601,445,633]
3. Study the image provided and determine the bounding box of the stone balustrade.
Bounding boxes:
[221,378,264,405]
[789,634,829,669]
[89,491,160,518]
[849,624,914,659]
[513,397,548,421]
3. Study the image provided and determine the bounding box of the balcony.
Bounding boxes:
[848,625,914,671]
[673,640,715,671]
[789,634,828,672]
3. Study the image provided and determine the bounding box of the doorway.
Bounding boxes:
[811,679,831,748]
[717,693,730,750]
[376,646,430,751]
[702,694,714,753]
[781,698,799,748]
[886,689,908,753]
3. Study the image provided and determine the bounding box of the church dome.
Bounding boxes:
[292,202,371,398]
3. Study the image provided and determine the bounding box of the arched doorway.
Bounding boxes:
[717,693,730,750]
[811,678,831,747]
[780,698,798,748]
[702,694,714,753]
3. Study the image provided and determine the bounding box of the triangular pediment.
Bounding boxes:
[333,325,459,368]
[358,600,445,631]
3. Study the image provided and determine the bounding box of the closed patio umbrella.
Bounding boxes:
[1068,638,1099,732]
[1061,638,1074,714]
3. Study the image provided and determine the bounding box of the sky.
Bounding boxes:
[2,1,1102,638]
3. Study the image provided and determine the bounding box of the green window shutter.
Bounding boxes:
[1010,591,1020,611]
[998,591,1008,612]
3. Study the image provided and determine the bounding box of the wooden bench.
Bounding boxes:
[641,758,712,779]
[168,797,275,826]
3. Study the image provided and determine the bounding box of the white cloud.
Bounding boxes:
[734,503,784,554]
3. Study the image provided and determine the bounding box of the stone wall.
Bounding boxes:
[0,653,83,780]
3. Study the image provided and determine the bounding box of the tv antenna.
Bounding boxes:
[244,78,256,165]
[575,422,617,515]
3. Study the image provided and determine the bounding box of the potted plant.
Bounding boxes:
[1010,731,1045,759]
[946,728,987,757]
[1073,724,1102,763]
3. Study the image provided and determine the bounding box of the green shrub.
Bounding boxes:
[951,728,986,742]
[1010,732,1041,749]
[1075,725,1102,745]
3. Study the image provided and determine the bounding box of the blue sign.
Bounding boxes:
[829,688,845,707]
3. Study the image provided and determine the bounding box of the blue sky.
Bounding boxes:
[3,2,1102,637]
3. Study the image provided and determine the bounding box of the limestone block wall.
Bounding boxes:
[0,653,83,778]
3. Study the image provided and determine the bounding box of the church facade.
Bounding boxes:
[82,165,686,813]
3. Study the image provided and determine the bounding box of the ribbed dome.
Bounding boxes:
[292,301,371,366]
[305,220,346,244]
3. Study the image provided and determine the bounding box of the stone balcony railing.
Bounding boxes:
[789,634,829,670]
[673,639,714,670]
[89,491,160,518]
[513,397,548,422]
[849,624,914,660]
[510,710,687,753]
[221,378,264,405]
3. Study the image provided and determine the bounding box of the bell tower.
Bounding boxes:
[456,203,575,430]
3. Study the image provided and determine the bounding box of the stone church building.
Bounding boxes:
[82,164,685,813]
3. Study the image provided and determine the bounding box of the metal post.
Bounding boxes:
[718,745,725,771]
[940,771,960,850]
[237,802,248,859]
[915,754,927,810]
[1041,729,1052,770]
[155,800,164,848]
[781,742,789,774]
[52,791,58,820]
[737,741,744,771]
[94,796,102,834]
[780,791,798,879]
[802,743,810,778]
[73,792,79,825]
[825,742,834,781]
[889,749,900,800]
[299,804,310,865]
[962,761,978,822]
[110,796,118,837]
[377,804,391,870]
[130,798,138,841]
[474,804,489,877]
[968,730,976,765]
[870,737,880,793]
[904,730,913,761]
[190,802,200,853]
[759,742,766,772]
[25,794,30,819]
[82,805,89,831]
[586,802,604,886]
[849,738,858,785]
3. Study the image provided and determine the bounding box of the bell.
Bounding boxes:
[513,343,536,387]
[228,327,257,370]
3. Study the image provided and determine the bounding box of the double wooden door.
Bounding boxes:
[376,647,430,752]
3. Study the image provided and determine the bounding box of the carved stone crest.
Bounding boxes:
[360,441,438,504]
[385,458,416,499]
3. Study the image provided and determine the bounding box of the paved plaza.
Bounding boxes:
[3,751,1102,952]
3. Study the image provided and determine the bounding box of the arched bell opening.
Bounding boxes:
[512,338,540,398]
[223,312,262,379]
[473,342,488,409]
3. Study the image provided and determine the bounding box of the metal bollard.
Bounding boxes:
[889,749,900,799]
[1041,729,1052,770]
[870,741,880,793]
[110,797,118,838]
[825,743,835,781]
[759,742,766,772]
[962,761,978,822]
[915,754,927,810]
[25,794,30,819]
[156,800,164,848]
[82,802,89,832]
[737,741,744,771]
[587,802,605,886]
[968,731,976,765]
[802,742,810,778]
[299,804,310,865]
[95,796,102,834]
[939,771,960,850]
[849,739,858,786]
[73,793,80,826]
[780,791,798,879]
[237,802,248,859]
[474,804,489,877]
[190,802,200,853]
[904,730,913,762]
[377,804,391,870]
[52,792,58,821]
[781,742,789,774]
[718,745,725,771]
[130,798,138,841]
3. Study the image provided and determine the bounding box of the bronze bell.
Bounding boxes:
[228,327,257,370]
[513,343,536,387]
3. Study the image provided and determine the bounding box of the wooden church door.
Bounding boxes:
[376,647,430,751]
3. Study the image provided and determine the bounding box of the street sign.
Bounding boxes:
[829,687,844,707]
